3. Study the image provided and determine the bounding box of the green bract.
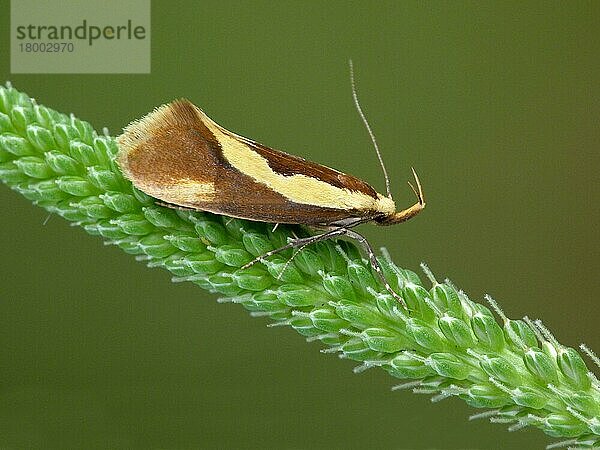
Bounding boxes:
[0,83,599,448]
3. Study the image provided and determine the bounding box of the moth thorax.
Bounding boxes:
[374,195,396,215]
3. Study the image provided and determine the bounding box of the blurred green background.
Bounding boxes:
[1,1,598,448]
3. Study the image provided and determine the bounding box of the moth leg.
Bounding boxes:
[241,227,347,270]
[271,223,280,233]
[342,229,407,308]
[275,241,312,281]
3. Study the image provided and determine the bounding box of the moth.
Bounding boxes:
[117,63,425,305]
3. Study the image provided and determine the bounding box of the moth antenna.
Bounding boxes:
[408,167,425,205]
[349,59,392,199]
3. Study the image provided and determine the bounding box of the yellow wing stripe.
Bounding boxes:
[198,109,395,213]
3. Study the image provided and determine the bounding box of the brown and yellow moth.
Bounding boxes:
[116,63,425,305]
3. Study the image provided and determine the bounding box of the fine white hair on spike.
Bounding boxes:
[102,126,110,136]
[185,214,200,224]
[546,439,579,450]
[5,81,12,88]
[391,380,422,391]
[507,421,529,432]
[523,316,547,343]
[580,343,600,370]
[403,351,427,363]
[349,59,391,198]
[250,310,285,317]
[412,387,439,395]
[484,294,508,322]
[546,384,563,397]
[232,295,253,304]
[305,333,337,343]
[488,377,512,395]
[469,409,501,421]
[420,262,438,285]
[334,244,351,263]
[379,247,402,277]
[489,417,515,425]
[466,348,486,360]
[444,278,459,292]
[424,297,444,317]
[565,406,592,425]
[431,391,454,403]
[533,319,561,347]
[339,328,362,338]
[353,363,372,374]
[379,247,392,262]
[365,287,377,296]
[320,346,342,354]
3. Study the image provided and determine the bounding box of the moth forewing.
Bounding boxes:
[117,99,397,223]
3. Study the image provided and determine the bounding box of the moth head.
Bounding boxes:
[374,168,425,226]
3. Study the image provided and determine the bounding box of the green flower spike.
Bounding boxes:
[1,83,599,448]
